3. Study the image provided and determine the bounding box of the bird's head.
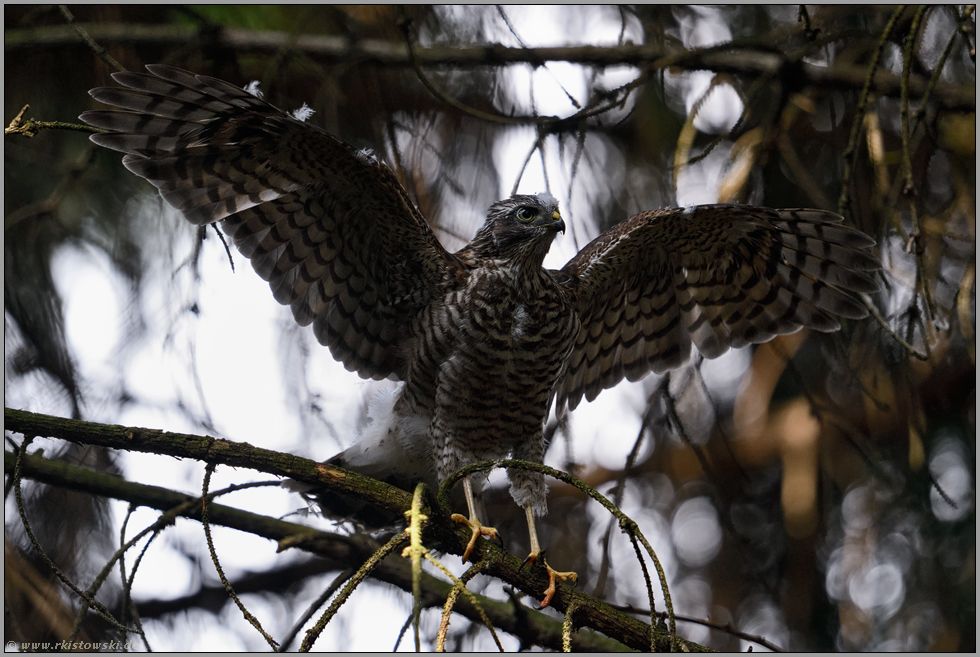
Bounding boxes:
[465,192,565,266]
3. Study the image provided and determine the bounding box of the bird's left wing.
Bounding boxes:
[82,65,461,381]
[553,204,879,411]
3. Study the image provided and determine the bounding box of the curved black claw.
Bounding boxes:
[520,548,545,573]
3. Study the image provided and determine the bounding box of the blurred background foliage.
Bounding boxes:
[4,4,975,651]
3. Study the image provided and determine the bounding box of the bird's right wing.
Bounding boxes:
[82,65,461,380]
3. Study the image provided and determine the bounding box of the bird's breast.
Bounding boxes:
[451,268,577,393]
[404,266,578,417]
[396,266,580,465]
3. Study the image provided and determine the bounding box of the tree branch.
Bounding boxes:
[5,23,973,111]
[4,407,709,651]
[5,104,106,138]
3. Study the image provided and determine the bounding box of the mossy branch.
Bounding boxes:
[4,407,709,652]
[5,104,106,138]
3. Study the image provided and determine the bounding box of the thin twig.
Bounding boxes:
[12,436,135,635]
[210,224,236,273]
[838,5,908,215]
[628,532,657,652]
[5,104,107,138]
[496,6,581,109]
[430,553,504,652]
[113,482,276,649]
[401,19,649,129]
[900,6,937,331]
[58,5,126,72]
[393,613,415,652]
[562,597,580,652]
[594,392,658,599]
[673,74,738,192]
[511,130,548,197]
[862,294,929,360]
[403,483,429,651]
[911,7,962,135]
[201,464,280,649]
[300,531,409,651]
[119,528,156,651]
[278,568,355,652]
[607,602,787,652]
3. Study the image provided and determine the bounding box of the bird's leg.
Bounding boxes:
[450,476,499,563]
[521,504,578,608]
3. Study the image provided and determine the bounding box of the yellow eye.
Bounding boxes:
[517,207,536,222]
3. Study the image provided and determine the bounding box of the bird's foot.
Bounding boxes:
[451,513,499,563]
[522,551,578,608]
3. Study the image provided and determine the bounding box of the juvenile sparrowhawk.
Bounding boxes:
[82,65,879,607]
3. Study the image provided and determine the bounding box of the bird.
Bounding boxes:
[81,64,880,607]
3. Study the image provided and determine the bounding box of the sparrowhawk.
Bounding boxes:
[81,65,880,606]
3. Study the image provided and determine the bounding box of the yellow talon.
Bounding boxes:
[451,476,499,562]
[525,551,577,608]
[452,513,499,562]
[522,504,577,608]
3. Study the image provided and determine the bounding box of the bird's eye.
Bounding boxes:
[517,207,537,222]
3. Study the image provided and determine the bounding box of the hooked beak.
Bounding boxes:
[550,210,565,234]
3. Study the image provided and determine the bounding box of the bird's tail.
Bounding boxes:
[283,385,452,527]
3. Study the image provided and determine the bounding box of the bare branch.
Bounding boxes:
[5,23,973,111]
[57,5,126,72]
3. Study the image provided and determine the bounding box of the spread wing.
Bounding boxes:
[554,204,879,411]
[82,64,460,380]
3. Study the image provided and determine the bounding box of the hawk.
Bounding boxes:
[82,65,880,606]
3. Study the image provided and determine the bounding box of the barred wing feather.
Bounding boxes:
[82,65,459,381]
[554,204,879,411]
